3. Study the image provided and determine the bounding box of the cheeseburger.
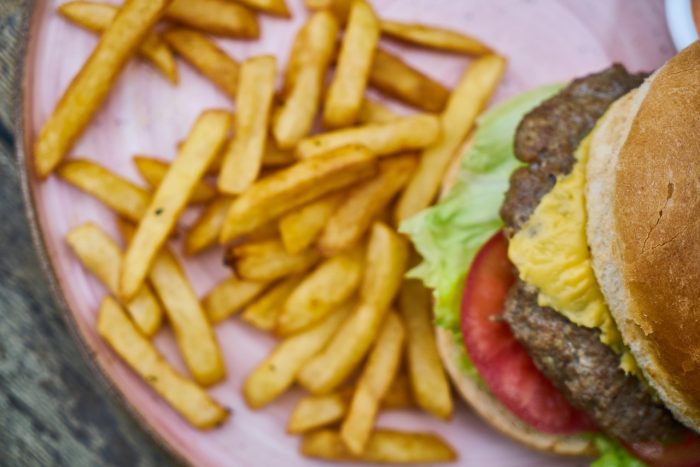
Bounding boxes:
[403,41,700,465]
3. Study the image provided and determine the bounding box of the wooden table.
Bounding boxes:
[0,2,175,465]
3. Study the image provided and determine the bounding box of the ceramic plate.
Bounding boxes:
[18,1,674,465]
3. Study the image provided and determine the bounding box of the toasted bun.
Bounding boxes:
[587,40,700,432]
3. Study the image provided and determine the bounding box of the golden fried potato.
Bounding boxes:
[381,19,491,55]
[234,0,289,16]
[278,192,344,254]
[357,98,398,125]
[134,156,215,203]
[203,275,269,323]
[226,238,319,281]
[241,275,305,331]
[288,392,349,434]
[166,0,259,38]
[185,197,233,255]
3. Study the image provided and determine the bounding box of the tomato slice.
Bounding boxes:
[460,231,595,435]
[628,433,700,467]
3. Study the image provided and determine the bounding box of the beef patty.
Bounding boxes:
[500,65,682,442]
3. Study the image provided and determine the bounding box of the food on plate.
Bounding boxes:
[120,110,231,300]
[395,53,506,222]
[218,56,277,194]
[403,41,700,464]
[318,155,417,255]
[163,28,240,99]
[301,429,456,463]
[184,196,232,255]
[369,48,449,113]
[322,0,379,128]
[340,312,405,454]
[278,192,344,254]
[288,391,350,434]
[381,371,414,409]
[241,274,306,331]
[58,159,150,222]
[97,297,229,429]
[225,238,320,281]
[304,0,352,23]
[233,0,289,17]
[273,11,339,149]
[357,98,398,124]
[296,114,440,159]
[203,275,269,324]
[133,156,216,203]
[165,0,259,38]
[66,223,163,336]
[219,145,377,242]
[34,0,171,178]
[380,20,492,56]
[57,1,177,83]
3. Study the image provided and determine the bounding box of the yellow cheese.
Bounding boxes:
[508,135,639,375]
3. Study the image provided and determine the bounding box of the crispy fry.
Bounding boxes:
[278,193,343,254]
[304,0,352,23]
[34,0,171,177]
[357,98,398,125]
[301,429,457,462]
[57,1,177,83]
[134,156,216,203]
[319,155,417,255]
[288,392,349,434]
[341,312,404,454]
[218,56,277,194]
[234,0,289,16]
[241,274,305,331]
[296,114,440,159]
[273,12,339,149]
[97,297,229,429]
[322,0,379,128]
[400,278,453,419]
[226,239,319,281]
[203,275,269,323]
[66,223,162,336]
[220,145,376,242]
[298,223,407,394]
[277,244,364,335]
[263,141,297,167]
[121,110,231,300]
[382,371,414,409]
[395,54,506,222]
[148,247,225,386]
[381,19,492,55]
[166,0,259,38]
[243,303,352,408]
[58,160,149,222]
[185,197,233,255]
[369,48,448,113]
[163,28,240,99]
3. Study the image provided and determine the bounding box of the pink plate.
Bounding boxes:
[19,1,673,465]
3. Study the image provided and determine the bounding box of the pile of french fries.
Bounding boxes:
[38,0,506,463]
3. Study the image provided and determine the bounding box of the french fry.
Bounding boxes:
[369,48,449,113]
[301,429,457,463]
[219,145,377,242]
[134,156,216,203]
[203,275,269,323]
[218,56,277,194]
[298,223,408,394]
[296,114,440,159]
[304,0,352,23]
[395,54,506,222]
[319,155,417,255]
[243,304,352,408]
[57,1,178,83]
[322,0,379,128]
[262,141,297,167]
[278,193,343,255]
[400,278,453,419]
[273,11,339,149]
[234,0,289,16]
[97,297,229,429]
[185,197,232,255]
[357,98,398,125]
[66,223,163,336]
[163,28,240,99]
[241,275,305,331]
[277,244,364,335]
[166,0,259,38]
[226,239,319,282]
[382,371,414,409]
[340,312,405,454]
[381,20,492,56]
[288,392,349,434]
[58,160,149,222]
[148,247,225,386]
[121,110,231,301]
[34,0,171,178]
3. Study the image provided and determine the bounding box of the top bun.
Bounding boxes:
[587,40,700,432]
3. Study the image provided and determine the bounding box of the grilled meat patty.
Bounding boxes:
[500,65,682,442]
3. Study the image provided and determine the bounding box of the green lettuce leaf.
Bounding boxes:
[591,435,647,467]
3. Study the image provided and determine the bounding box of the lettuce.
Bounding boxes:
[591,435,647,467]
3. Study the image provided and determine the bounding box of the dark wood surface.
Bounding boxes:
[0,2,175,465]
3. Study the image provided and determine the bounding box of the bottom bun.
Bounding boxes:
[435,327,597,456]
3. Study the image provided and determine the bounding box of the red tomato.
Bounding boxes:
[460,231,595,434]
[629,433,700,467]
